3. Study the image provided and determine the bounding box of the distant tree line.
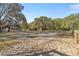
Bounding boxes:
[28,14,79,32]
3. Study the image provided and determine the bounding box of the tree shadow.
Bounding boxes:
[32,49,69,56]
[4,49,69,56]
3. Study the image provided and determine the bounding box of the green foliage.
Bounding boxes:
[63,14,79,30]
[29,22,36,30]
[29,13,79,31]
[20,22,28,30]
[53,18,63,30]
[29,16,54,31]
[0,3,79,32]
[0,3,27,32]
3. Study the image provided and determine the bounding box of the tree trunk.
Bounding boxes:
[72,29,74,38]
[8,26,10,32]
[39,23,43,32]
[39,28,42,32]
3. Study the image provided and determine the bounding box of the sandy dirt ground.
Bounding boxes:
[0,32,78,56]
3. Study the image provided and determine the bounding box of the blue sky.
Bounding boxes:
[22,3,79,23]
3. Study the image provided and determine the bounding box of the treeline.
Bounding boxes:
[24,13,79,31]
[0,3,79,32]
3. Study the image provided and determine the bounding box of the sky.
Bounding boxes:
[22,3,79,23]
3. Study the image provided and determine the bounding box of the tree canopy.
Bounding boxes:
[29,14,79,31]
[0,3,27,32]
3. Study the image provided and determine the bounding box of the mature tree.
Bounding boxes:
[20,22,28,30]
[63,14,79,36]
[32,16,53,31]
[64,14,79,29]
[0,3,27,32]
[29,22,37,30]
[52,18,63,30]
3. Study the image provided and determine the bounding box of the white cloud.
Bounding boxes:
[67,4,79,14]
[70,4,79,10]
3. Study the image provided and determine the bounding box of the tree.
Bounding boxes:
[29,16,64,31]
[29,22,37,30]
[63,14,79,36]
[20,22,28,30]
[63,14,79,30]
[32,16,53,31]
[53,18,63,30]
[0,3,27,32]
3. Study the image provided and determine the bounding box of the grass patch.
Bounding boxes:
[0,38,15,51]
[0,41,9,51]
